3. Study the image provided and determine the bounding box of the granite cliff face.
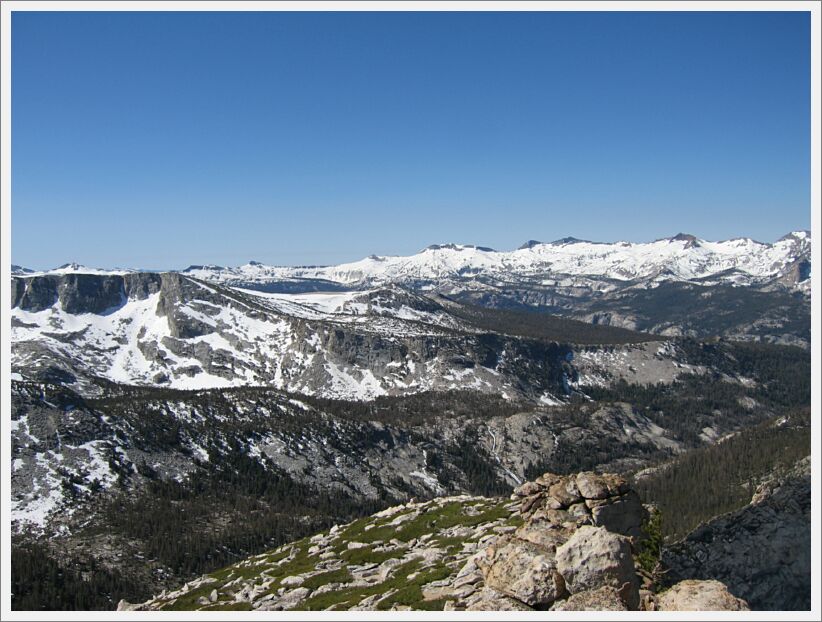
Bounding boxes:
[15,272,652,401]
[12,272,161,314]
[121,471,746,612]
[662,456,811,610]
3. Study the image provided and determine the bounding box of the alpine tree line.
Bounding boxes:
[446,300,662,345]
[11,540,138,611]
[584,338,810,448]
[13,449,392,611]
[633,409,810,541]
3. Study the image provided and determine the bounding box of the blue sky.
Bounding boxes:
[12,10,811,270]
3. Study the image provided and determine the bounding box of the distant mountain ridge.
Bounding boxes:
[14,231,811,290]
[12,233,812,386]
[10,270,674,399]
[181,230,812,291]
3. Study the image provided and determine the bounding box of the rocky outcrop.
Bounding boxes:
[662,456,811,610]
[550,586,628,611]
[12,272,583,401]
[555,526,639,609]
[11,272,162,313]
[122,471,749,612]
[465,472,646,610]
[656,580,748,611]
[480,538,567,606]
[515,472,648,542]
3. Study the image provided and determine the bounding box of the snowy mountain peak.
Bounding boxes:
[423,243,497,253]
[183,264,226,272]
[13,232,810,296]
[667,233,701,249]
[520,237,592,249]
[14,263,135,277]
[56,262,90,272]
[550,236,591,246]
[669,232,698,242]
[779,230,810,242]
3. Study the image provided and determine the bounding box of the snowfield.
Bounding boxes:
[10,277,504,400]
[179,231,810,289]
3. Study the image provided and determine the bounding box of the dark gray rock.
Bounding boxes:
[13,276,59,311]
[662,457,810,610]
[589,490,648,541]
[58,274,126,314]
[12,273,164,314]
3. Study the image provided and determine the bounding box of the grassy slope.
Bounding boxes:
[151,496,523,612]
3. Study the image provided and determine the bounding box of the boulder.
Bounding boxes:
[567,502,591,520]
[555,526,639,609]
[519,492,545,515]
[280,575,305,587]
[532,507,572,525]
[575,472,627,500]
[512,480,544,498]
[574,472,610,499]
[482,537,567,606]
[465,587,534,611]
[261,587,311,611]
[453,555,485,589]
[514,521,571,552]
[657,580,749,611]
[550,586,628,611]
[547,481,582,507]
[542,495,565,510]
[589,490,648,540]
[534,473,562,489]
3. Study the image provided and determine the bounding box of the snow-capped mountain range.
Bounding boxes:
[10,231,811,400]
[183,231,811,290]
[14,231,811,290]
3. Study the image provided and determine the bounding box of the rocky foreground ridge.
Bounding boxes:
[663,456,811,610]
[121,472,747,612]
